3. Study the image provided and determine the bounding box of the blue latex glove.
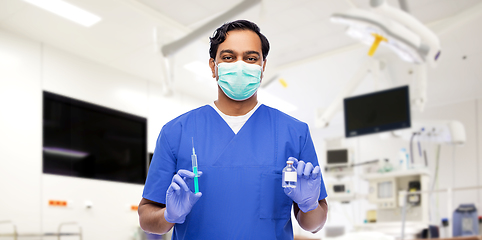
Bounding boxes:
[164,169,202,224]
[284,157,321,213]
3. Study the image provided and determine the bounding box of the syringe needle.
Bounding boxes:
[192,137,195,154]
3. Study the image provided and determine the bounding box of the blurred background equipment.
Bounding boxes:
[343,85,411,138]
[43,91,148,184]
[452,204,479,237]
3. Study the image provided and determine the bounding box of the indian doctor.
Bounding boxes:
[138,19,328,240]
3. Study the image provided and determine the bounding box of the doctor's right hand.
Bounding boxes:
[164,169,202,224]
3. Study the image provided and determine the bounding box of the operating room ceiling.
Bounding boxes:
[1,0,478,83]
[1,0,481,138]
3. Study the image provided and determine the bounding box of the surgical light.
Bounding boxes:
[330,0,440,67]
[23,0,102,27]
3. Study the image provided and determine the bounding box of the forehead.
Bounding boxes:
[217,30,262,56]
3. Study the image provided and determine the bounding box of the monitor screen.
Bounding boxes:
[327,149,348,165]
[378,181,393,199]
[333,184,346,193]
[344,86,411,137]
[43,91,147,184]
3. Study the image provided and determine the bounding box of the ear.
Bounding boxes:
[261,59,267,80]
[209,58,216,79]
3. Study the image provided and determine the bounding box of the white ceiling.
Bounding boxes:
[2,0,479,84]
[1,0,481,137]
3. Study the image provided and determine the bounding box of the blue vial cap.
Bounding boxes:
[441,218,449,226]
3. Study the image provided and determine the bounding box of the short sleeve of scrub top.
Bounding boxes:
[142,116,183,204]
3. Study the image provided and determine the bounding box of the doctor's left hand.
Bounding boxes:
[284,157,321,213]
[164,169,202,224]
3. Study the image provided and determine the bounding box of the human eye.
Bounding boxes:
[246,56,258,62]
[222,55,234,61]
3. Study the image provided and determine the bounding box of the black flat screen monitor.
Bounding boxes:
[43,91,147,184]
[327,149,349,165]
[344,86,411,138]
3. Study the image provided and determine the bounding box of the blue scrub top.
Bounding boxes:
[143,104,327,240]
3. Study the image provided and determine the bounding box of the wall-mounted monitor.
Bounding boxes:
[344,85,411,138]
[368,178,397,209]
[43,91,147,184]
[326,149,349,166]
[325,149,353,176]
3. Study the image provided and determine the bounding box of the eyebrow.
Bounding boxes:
[219,49,235,55]
[244,51,260,57]
[219,49,261,57]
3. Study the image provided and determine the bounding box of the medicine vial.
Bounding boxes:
[282,160,297,188]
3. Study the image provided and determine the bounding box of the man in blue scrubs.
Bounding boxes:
[138,20,328,239]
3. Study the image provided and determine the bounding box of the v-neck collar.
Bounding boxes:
[202,104,272,167]
[209,102,262,135]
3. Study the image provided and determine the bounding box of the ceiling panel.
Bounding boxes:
[138,0,243,26]
[307,0,353,21]
[350,0,482,24]
[265,7,319,35]
[452,14,482,56]
[269,32,357,67]
[1,5,132,63]
[350,0,401,9]
[0,0,186,84]
[411,0,482,24]
[0,0,27,23]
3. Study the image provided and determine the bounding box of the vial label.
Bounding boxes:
[284,172,297,182]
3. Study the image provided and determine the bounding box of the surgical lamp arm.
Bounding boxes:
[411,64,427,112]
[315,59,378,128]
[154,0,261,95]
[160,0,260,57]
[371,0,440,67]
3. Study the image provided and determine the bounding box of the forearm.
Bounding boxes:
[295,199,328,233]
[138,198,174,235]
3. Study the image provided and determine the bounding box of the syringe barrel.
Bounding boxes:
[191,154,198,175]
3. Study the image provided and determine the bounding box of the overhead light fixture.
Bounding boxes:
[23,0,102,27]
[330,0,440,67]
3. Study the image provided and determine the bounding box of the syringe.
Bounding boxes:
[191,138,199,193]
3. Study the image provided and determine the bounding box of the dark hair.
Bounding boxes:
[209,20,270,60]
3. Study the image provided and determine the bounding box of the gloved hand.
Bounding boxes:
[164,169,202,224]
[284,157,321,213]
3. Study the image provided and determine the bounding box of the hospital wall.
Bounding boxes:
[284,17,482,236]
[309,98,482,237]
[354,98,481,222]
[298,105,481,236]
[0,28,203,239]
[346,22,482,229]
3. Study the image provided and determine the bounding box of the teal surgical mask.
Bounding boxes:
[216,61,262,101]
